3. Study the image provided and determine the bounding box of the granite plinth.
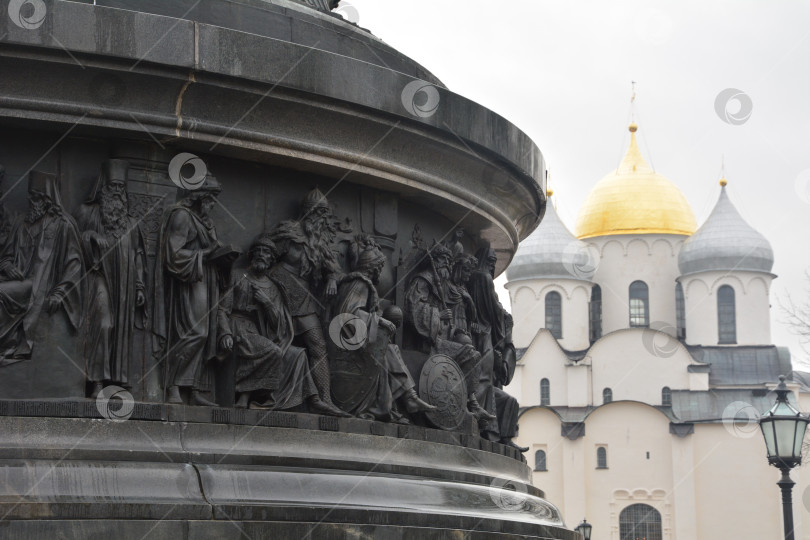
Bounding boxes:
[0,400,574,539]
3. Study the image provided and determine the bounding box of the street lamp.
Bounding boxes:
[759,375,809,540]
[574,518,592,540]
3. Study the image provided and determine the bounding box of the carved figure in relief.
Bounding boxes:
[268,188,350,417]
[404,241,494,422]
[218,234,346,415]
[329,234,435,421]
[76,159,148,398]
[469,246,526,451]
[153,175,240,406]
[0,171,83,364]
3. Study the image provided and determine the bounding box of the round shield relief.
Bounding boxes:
[418,354,468,431]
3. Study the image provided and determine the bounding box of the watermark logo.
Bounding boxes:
[634,8,673,45]
[794,168,810,205]
[490,476,529,511]
[96,385,135,422]
[401,80,440,119]
[721,400,760,439]
[8,0,46,30]
[334,1,359,24]
[641,321,679,358]
[168,153,208,191]
[328,313,368,351]
[562,241,600,280]
[715,88,753,125]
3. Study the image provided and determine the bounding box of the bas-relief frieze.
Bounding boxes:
[0,155,525,448]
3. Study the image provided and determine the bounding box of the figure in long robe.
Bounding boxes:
[404,242,494,423]
[218,234,342,413]
[329,235,434,421]
[75,159,147,397]
[153,175,239,406]
[0,171,83,364]
[268,188,350,418]
[468,246,526,452]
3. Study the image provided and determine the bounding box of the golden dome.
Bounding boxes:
[575,124,697,239]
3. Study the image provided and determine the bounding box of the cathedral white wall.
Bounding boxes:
[516,402,800,540]
[587,234,685,335]
[507,330,571,406]
[589,329,695,405]
[680,270,773,346]
[506,278,592,350]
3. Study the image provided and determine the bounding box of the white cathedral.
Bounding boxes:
[504,122,810,539]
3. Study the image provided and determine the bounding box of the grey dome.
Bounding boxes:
[506,201,597,282]
[679,185,774,275]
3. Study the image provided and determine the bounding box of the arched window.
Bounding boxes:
[545,291,562,339]
[717,285,737,344]
[589,284,602,343]
[662,386,672,407]
[629,281,649,328]
[603,388,613,404]
[540,378,550,406]
[534,450,547,471]
[675,282,686,339]
[619,503,663,540]
[596,446,608,469]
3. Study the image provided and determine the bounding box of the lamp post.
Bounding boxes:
[574,518,592,540]
[759,375,809,540]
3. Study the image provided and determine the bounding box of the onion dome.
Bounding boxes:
[678,180,774,275]
[507,192,596,282]
[575,123,697,239]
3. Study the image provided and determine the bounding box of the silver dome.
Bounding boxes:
[506,201,597,282]
[678,185,774,275]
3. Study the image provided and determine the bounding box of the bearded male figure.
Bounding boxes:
[218,234,345,415]
[268,188,349,417]
[153,175,239,406]
[0,171,83,364]
[469,246,526,452]
[330,235,434,421]
[404,242,494,422]
[76,160,147,397]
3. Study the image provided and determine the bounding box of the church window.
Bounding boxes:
[629,281,649,327]
[534,449,547,471]
[603,388,612,404]
[545,291,562,339]
[717,285,737,344]
[675,282,686,339]
[596,446,608,469]
[589,285,602,343]
[540,378,550,405]
[619,503,663,540]
[662,387,672,407]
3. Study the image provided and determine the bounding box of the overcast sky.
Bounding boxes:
[342,0,810,367]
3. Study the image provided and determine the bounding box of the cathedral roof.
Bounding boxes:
[575,123,697,239]
[506,193,596,282]
[678,181,774,275]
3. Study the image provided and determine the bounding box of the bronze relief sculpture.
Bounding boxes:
[0,171,84,364]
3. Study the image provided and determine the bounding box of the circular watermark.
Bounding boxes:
[561,240,600,280]
[89,73,127,107]
[714,88,753,125]
[721,400,760,439]
[489,476,529,512]
[794,168,810,205]
[328,313,368,351]
[641,321,679,358]
[168,153,208,191]
[401,80,440,119]
[634,8,673,45]
[95,385,135,422]
[8,0,46,30]
[334,0,359,24]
